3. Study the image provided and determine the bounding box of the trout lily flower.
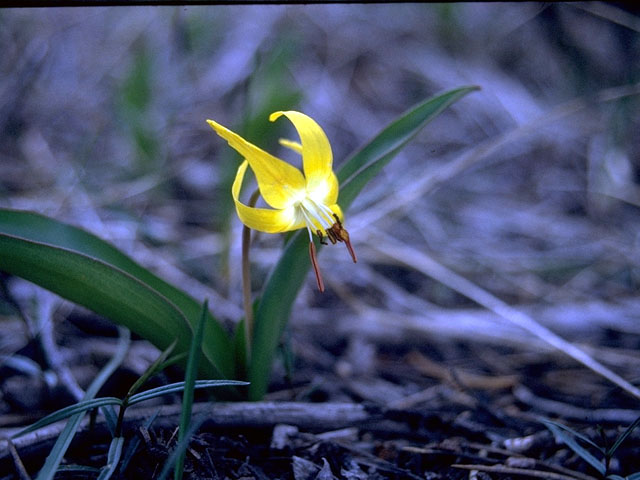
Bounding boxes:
[207,111,356,292]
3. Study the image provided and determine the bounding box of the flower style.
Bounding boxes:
[206,111,356,292]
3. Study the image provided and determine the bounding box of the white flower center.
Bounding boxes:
[296,196,336,242]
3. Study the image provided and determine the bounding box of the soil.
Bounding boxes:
[1,308,640,480]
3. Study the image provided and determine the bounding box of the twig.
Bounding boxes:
[406,350,520,390]
[37,293,84,402]
[6,437,32,480]
[453,463,598,480]
[513,385,640,424]
[370,230,640,401]
[0,402,370,463]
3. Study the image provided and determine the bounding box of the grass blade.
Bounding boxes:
[34,327,130,480]
[175,300,208,480]
[126,339,178,398]
[156,418,205,480]
[96,436,124,480]
[543,421,606,476]
[11,398,123,439]
[248,86,479,400]
[606,414,640,457]
[99,327,131,436]
[119,410,159,473]
[542,419,604,452]
[127,380,249,406]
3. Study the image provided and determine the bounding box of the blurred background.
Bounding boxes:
[1,4,639,387]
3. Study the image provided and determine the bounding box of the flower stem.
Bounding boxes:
[242,189,261,363]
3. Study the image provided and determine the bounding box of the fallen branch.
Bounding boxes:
[0,401,370,464]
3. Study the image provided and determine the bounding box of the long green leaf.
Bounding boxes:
[0,232,194,370]
[338,85,480,209]
[0,209,233,378]
[248,86,479,400]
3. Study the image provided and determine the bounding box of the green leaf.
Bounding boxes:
[606,414,640,457]
[0,208,233,378]
[12,397,123,439]
[127,380,248,406]
[126,339,178,399]
[543,421,606,476]
[542,419,604,452]
[338,85,480,209]
[247,86,479,400]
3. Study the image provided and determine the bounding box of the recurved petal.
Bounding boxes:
[207,119,306,209]
[269,111,333,191]
[232,160,302,233]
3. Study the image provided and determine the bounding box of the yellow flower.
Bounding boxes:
[206,111,356,292]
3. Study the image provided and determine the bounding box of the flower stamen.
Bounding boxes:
[316,230,328,245]
[328,214,357,263]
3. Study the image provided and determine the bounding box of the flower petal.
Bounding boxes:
[207,119,305,209]
[313,171,339,206]
[269,111,333,192]
[232,160,303,233]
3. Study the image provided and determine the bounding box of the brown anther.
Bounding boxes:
[326,228,338,244]
[309,241,325,292]
[327,219,357,264]
[316,230,328,245]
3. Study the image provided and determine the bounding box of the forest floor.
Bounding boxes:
[1,4,640,479]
